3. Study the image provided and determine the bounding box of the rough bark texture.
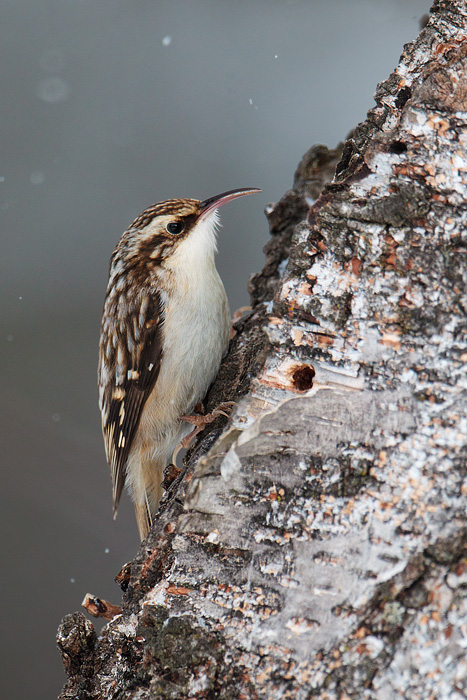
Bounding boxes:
[58,2,467,698]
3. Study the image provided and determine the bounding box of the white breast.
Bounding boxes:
[162,265,229,407]
[138,211,230,443]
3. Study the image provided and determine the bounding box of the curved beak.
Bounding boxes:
[199,187,261,219]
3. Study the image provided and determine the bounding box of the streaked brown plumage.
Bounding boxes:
[98,188,260,539]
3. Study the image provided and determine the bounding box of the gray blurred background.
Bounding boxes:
[1,1,428,697]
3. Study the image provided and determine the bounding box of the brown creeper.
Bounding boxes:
[98,187,260,540]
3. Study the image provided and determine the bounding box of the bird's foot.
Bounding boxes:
[180,401,235,448]
[232,305,251,323]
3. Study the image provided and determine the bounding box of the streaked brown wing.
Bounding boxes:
[99,291,164,515]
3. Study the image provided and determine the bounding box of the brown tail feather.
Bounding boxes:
[134,498,152,541]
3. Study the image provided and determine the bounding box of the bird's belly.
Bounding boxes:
[137,273,230,455]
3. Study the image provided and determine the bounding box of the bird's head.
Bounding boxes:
[118,188,261,269]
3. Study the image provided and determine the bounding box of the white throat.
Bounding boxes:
[166,210,220,276]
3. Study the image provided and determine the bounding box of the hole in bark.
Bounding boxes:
[292,365,315,391]
[394,85,412,108]
[389,141,407,154]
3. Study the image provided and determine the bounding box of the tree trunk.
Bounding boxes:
[58,2,467,698]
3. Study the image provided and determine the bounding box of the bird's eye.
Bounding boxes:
[166,221,184,235]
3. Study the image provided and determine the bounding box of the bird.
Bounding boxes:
[98,187,260,540]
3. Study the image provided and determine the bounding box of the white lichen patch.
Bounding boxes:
[111,613,138,637]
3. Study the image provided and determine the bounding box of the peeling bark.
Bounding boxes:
[58,2,467,698]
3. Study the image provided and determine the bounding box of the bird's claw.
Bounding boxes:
[179,401,235,448]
